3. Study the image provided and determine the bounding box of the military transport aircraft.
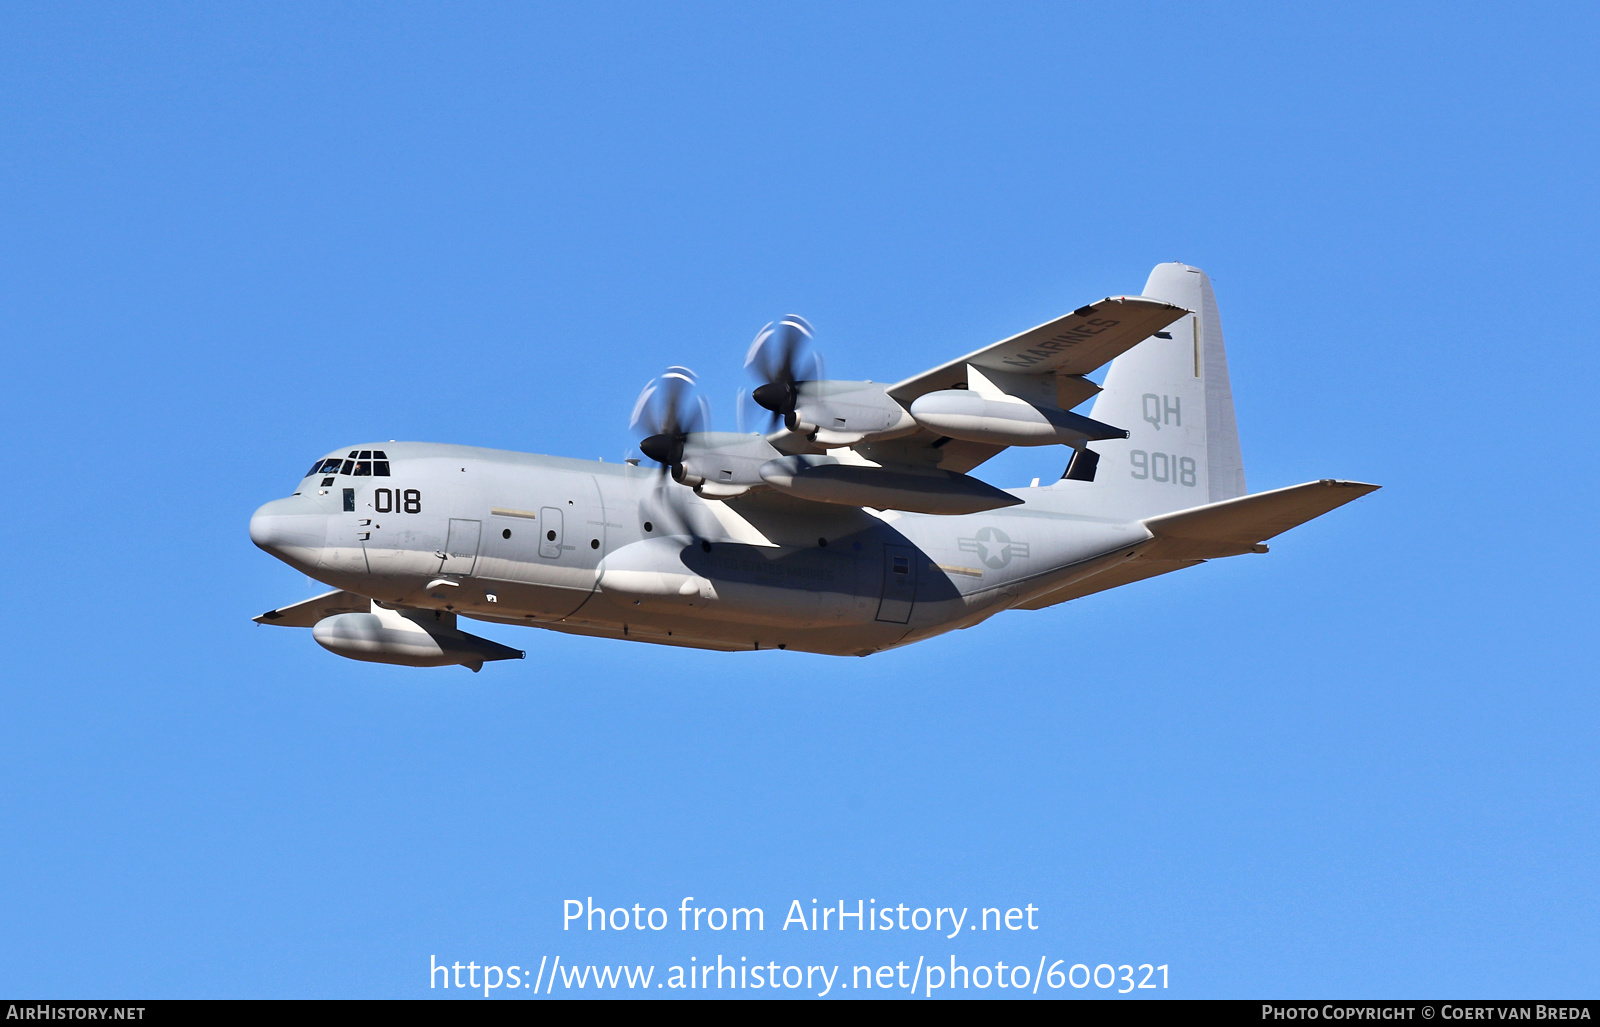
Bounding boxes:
[249,263,1377,670]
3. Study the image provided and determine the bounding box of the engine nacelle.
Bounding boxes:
[909,390,1127,448]
[312,605,524,671]
[675,432,782,496]
[790,381,918,447]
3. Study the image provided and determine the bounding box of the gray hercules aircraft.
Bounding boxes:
[250,263,1377,670]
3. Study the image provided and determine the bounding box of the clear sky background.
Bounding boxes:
[1,2,1596,999]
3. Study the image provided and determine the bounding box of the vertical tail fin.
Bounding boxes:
[1053,263,1245,518]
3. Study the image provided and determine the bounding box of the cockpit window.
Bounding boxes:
[307,451,392,478]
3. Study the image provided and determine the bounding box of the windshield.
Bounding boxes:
[306,451,389,479]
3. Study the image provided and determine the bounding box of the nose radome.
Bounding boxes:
[250,496,328,569]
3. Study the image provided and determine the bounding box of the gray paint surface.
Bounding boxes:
[249,265,1376,664]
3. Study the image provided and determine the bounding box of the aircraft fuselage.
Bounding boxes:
[249,441,1149,656]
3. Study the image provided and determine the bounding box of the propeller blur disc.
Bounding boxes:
[630,366,709,476]
[745,316,820,429]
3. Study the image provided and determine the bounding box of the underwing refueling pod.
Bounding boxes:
[257,593,523,671]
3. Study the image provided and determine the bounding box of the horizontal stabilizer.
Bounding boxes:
[1017,479,1378,610]
[254,589,370,627]
[1140,479,1380,560]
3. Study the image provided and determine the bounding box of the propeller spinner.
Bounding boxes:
[745,315,821,431]
[630,366,710,478]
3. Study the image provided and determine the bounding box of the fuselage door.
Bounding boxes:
[876,544,918,624]
[538,506,564,558]
[440,518,481,575]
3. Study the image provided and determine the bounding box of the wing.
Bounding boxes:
[887,295,1190,406]
[254,589,369,626]
[786,295,1188,474]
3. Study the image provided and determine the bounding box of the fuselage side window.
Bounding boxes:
[374,461,390,475]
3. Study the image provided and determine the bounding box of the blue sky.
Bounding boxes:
[1,2,1595,999]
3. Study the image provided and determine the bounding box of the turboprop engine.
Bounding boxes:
[312,604,524,671]
[745,315,917,447]
[672,432,782,498]
[759,379,919,447]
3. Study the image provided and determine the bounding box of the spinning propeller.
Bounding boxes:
[745,315,822,431]
[630,366,710,478]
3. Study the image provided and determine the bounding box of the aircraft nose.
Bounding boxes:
[250,496,328,569]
